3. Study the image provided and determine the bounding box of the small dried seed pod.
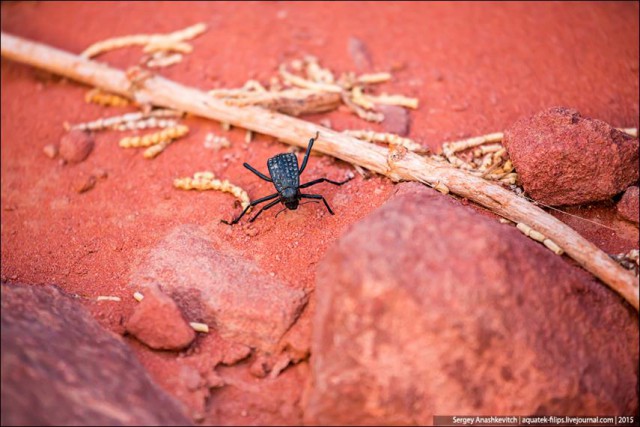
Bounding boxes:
[189,322,209,333]
[85,88,130,107]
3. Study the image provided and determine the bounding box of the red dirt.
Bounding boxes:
[2,2,638,425]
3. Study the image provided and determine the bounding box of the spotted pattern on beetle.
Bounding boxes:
[268,153,300,193]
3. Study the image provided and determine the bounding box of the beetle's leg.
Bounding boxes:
[300,193,335,215]
[221,193,279,225]
[299,175,353,189]
[298,131,319,176]
[243,162,273,182]
[249,198,282,223]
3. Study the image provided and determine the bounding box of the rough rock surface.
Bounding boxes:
[59,130,94,163]
[129,225,308,352]
[617,186,639,225]
[503,107,639,206]
[305,184,639,425]
[126,284,196,351]
[1,282,192,426]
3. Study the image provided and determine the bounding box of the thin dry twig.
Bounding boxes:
[213,88,341,116]
[210,56,417,121]
[174,171,251,210]
[516,222,563,255]
[145,51,184,68]
[96,295,122,302]
[2,32,637,310]
[80,23,206,58]
[112,117,179,131]
[68,109,183,131]
[439,132,520,185]
[119,124,189,148]
[343,129,428,154]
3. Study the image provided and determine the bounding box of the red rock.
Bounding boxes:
[179,364,203,391]
[59,130,94,163]
[1,282,192,426]
[129,225,308,353]
[277,298,313,364]
[249,354,272,378]
[205,370,225,389]
[617,186,639,224]
[379,104,411,136]
[503,107,639,206]
[126,284,196,351]
[203,361,308,425]
[305,184,639,425]
[221,342,252,365]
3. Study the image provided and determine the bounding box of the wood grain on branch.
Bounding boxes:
[2,31,637,310]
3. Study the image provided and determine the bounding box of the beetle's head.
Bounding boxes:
[281,188,299,210]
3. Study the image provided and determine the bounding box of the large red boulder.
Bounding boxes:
[1,282,192,426]
[503,107,638,206]
[305,184,639,425]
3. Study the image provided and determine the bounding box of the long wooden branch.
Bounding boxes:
[2,32,638,310]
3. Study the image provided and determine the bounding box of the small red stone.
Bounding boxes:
[59,130,94,163]
[125,284,195,351]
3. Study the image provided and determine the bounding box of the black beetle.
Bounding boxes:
[222,132,352,225]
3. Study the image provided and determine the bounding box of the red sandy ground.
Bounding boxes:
[1,2,638,425]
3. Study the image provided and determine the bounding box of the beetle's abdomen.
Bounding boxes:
[267,153,300,193]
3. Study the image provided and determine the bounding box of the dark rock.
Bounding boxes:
[1,282,193,426]
[503,107,639,206]
[305,185,639,425]
[59,130,94,163]
[617,186,639,225]
[129,225,308,353]
[125,284,196,351]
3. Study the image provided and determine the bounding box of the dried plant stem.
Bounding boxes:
[119,125,188,148]
[80,23,206,58]
[174,171,250,210]
[2,32,637,310]
[343,129,428,153]
[214,88,341,116]
[68,109,182,131]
